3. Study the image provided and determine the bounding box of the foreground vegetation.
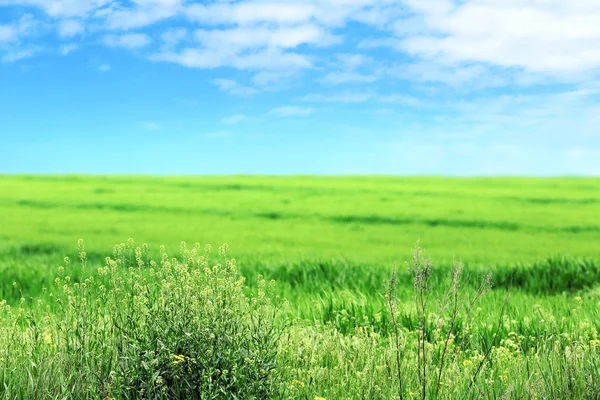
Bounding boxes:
[0,176,599,398]
[1,240,599,399]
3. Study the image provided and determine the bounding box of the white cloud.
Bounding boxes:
[101,1,182,30]
[103,33,151,48]
[378,94,423,107]
[0,0,393,73]
[153,47,311,70]
[212,79,258,96]
[57,19,84,37]
[386,61,527,90]
[0,15,41,63]
[160,27,188,49]
[222,114,247,125]
[0,0,113,17]
[303,90,423,106]
[335,53,371,69]
[0,14,37,43]
[98,63,111,71]
[303,92,374,103]
[213,79,237,91]
[268,106,315,117]
[2,48,37,62]
[319,53,380,85]
[151,24,334,71]
[183,0,403,29]
[59,43,78,55]
[320,71,378,85]
[194,25,336,50]
[184,2,317,26]
[253,70,298,86]
[0,25,17,42]
[1,0,600,104]
[400,0,600,75]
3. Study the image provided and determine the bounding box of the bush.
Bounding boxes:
[0,240,282,399]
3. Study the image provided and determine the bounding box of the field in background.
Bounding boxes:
[2,175,600,312]
[2,175,600,262]
[1,175,600,398]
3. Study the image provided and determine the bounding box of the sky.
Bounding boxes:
[0,0,599,175]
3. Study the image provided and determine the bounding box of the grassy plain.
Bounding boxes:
[0,175,599,398]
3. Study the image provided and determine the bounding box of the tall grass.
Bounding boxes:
[1,240,599,399]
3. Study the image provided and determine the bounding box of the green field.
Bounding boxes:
[1,175,599,399]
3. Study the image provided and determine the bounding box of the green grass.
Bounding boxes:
[0,175,599,398]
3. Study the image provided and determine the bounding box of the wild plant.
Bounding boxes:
[385,242,510,399]
[0,240,283,399]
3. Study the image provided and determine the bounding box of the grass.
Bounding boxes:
[0,175,599,398]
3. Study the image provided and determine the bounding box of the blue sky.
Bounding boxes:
[1,0,599,175]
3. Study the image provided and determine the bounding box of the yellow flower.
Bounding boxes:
[314,397,326,400]
[463,359,473,367]
[291,379,305,388]
[44,333,52,344]
[171,354,191,365]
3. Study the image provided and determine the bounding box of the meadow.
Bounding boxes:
[0,175,599,399]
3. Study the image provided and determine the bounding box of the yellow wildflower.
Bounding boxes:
[44,333,52,344]
[171,354,191,365]
[291,379,305,388]
[314,397,326,400]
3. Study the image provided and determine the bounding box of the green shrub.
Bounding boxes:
[0,240,282,399]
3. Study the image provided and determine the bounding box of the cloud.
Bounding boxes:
[98,63,111,71]
[303,90,423,106]
[5,0,599,81]
[335,53,371,69]
[194,25,336,49]
[103,33,151,48]
[183,0,403,29]
[0,15,41,63]
[0,25,17,43]
[0,0,112,18]
[2,48,37,62]
[222,114,247,125]
[320,71,378,85]
[153,47,311,70]
[1,0,600,120]
[0,13,38,43]
[59,43,78,55]
[213,79,237,91]
[57,19,84,37]
[252,70,299,86]
[150,23,336,71]
[184,2,317,26]
[268,106,315,117]
[212,79,258,96]
[399,0,600,76]
[303,92,374,103]
[378,94,423,107]
[101,0,182,30]
[319,52,380,85]
[160,27,188,49]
